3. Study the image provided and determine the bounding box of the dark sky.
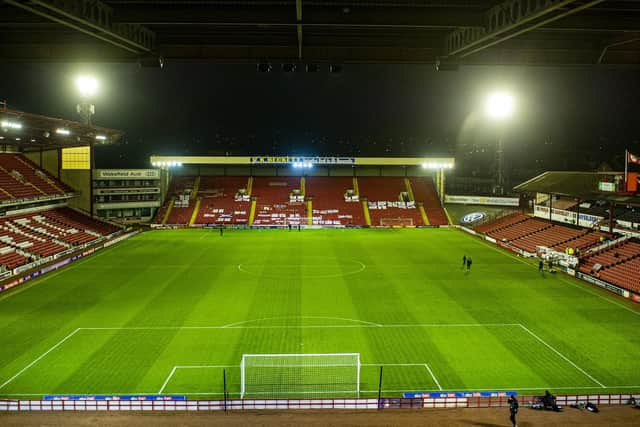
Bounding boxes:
[1,62,639,177]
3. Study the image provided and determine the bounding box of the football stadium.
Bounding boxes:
[2,1,640,426]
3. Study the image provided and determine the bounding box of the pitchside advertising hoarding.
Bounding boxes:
[404,391,517,398]
[44,395,186,401]
[444,195,519,207]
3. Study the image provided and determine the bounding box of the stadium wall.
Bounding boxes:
[22,149,92,213]
[23,150,59,179]
[60,170,91,213]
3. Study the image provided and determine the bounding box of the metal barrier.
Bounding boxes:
[1,394,637,411]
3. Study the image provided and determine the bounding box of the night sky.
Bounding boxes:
[1,62,639,180]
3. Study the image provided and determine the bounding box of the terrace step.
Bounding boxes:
[403,178,415,201]
[189,198,201,226]
[419,203,430,226]
[307,199,313,226]
[192,176,201,199]
[161,197,175,225]
[362,199,372,226]
[248,198,257,226]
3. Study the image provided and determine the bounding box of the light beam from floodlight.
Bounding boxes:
[75,75,98,98]
[485,91,514,120]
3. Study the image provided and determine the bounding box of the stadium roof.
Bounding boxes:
[1,1,640,65]
[0,106,123,150]
[513,171,640,204]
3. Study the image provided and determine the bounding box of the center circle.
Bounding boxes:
[237,257,365,279]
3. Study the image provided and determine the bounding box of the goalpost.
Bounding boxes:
[240,353,361,398]
[380,218,414,227]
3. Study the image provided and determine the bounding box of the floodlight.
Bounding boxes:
[485,91,514,120]
[95,134,107,141]
[55,128,70,135]
[1,120,22,130]
[75,75,98,98]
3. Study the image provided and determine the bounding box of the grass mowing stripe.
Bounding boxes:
[0,328,80,391]
[517,324,605,388]
[474,231,640,316]
[1,229,638,397]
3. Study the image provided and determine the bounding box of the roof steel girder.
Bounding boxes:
[444,0,605,59]
[4,0,155,53]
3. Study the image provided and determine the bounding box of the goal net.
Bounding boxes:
[240,353,361,398]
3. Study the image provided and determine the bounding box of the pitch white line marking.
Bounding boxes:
[424,363,442,391]
[79,323,517,331]
[517,323,606,388]
[221,316,382,328]
[477,234,640,317]
[0,328,81,391]
[157,366,177,394]
[175,365,236,369]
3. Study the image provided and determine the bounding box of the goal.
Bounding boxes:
[240,353,361,398]
[380,217,414,227]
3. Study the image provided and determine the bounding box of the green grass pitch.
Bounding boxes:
[0,228,638,399]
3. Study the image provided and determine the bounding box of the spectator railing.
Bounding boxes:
[1,393,637,411]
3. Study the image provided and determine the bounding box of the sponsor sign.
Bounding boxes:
[403,391,517,398]
[249,156,355,165]
[444,195,519,207]
[533,205,602,227]
[44,395,186,401]
[576,272,627,297]
[95,169,160,179]
[461,212,485,224]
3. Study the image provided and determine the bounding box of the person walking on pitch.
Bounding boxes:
[462,255,467,269]
[466,256,472,272]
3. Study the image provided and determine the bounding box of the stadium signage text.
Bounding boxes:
[403,391,517,398]
[534,205,601,227]
[461,212,485,224]
[444,195,519,207]
[249,156,355,165]
[576,272,628,297]
[95,169,160,179]
[44,395,186,401]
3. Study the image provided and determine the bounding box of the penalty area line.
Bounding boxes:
[157,366,177,394]
[424,363,443,391]
[0,328,81,391]
[517,323,606,389]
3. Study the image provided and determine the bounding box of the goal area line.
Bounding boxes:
[159,362,443,395]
